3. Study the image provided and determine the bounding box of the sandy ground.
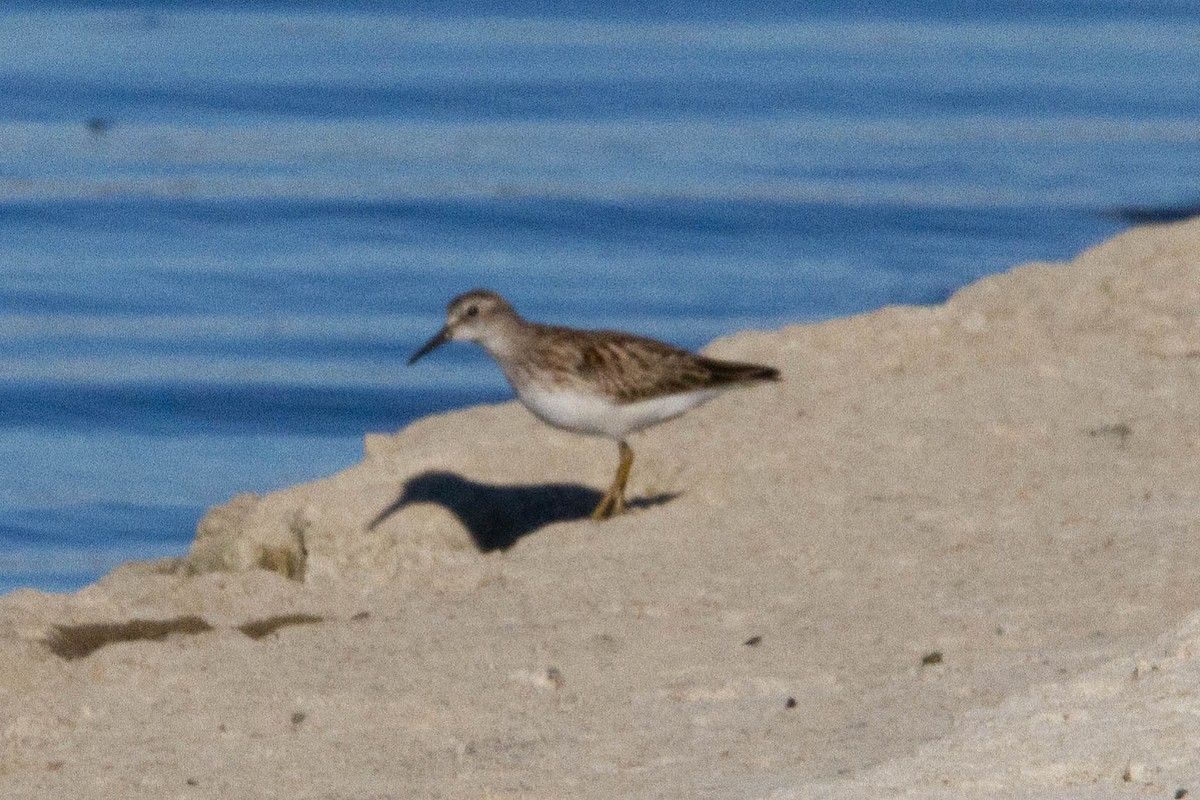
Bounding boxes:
[3,219,1200,798]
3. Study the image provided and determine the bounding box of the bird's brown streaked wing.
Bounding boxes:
[571,331,778,404]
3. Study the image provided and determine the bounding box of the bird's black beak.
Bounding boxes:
[408,326,451,365]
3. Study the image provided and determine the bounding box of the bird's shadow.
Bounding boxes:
[367,470,678,551]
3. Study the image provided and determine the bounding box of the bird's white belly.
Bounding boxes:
[516,385,725,439]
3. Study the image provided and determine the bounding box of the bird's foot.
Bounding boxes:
[590,490,627,521]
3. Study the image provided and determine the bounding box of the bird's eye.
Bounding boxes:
[466,305,479,317]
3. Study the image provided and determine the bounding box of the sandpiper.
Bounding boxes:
[409,290,780,520]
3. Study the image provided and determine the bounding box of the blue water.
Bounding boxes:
[2,3,1198,593]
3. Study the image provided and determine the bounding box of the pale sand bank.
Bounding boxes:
[2,219,1199,798]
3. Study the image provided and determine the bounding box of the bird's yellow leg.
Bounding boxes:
[611,440,634,515]
[592,440,634,520]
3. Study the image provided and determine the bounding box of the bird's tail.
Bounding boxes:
[701,357,781,385]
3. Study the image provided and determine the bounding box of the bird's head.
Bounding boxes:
[408,289,517,365]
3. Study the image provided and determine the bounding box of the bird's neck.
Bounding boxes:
[476,315,534,364]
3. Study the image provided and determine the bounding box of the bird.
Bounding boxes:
[408,290,780,520]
